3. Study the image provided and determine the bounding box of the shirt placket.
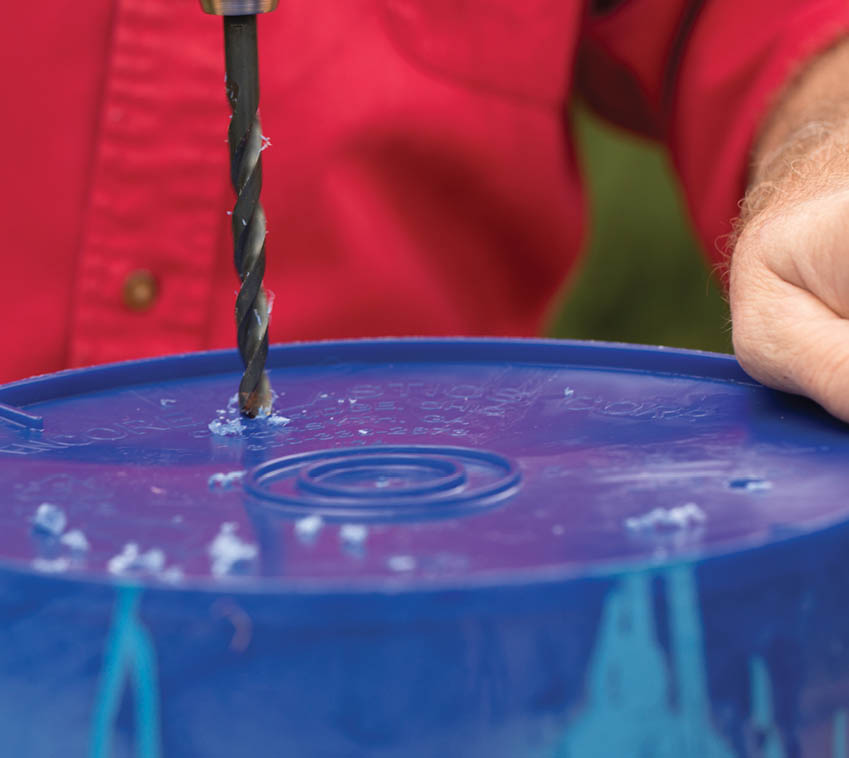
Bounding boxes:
[71,0,228,368]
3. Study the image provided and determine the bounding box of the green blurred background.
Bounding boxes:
[548,106,732,354]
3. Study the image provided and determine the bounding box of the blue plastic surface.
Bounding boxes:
[0,338,848,756]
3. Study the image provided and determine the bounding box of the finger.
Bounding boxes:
[732,267,849,422]
[749,193,849,321]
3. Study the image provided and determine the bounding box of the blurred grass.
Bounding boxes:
[548,106,732,354]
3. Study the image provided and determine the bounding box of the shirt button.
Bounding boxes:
[122,270,158,311]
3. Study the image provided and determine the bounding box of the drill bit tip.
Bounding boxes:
[239,386,271,418]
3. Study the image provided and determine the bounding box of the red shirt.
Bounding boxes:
[4,0,849,383]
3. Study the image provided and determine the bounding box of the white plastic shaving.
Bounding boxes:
[624,503,707,533]
[208,523,258,577]
[295,514,323,542]
[340,524,368,546]
[32,503,67,537]
[208,418,245,437]
[60,529,90,552]
[107,543,166,576]
[208,470,246,489]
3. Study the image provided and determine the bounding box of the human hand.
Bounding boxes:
[729,39,849,421]
[731,187,849,421]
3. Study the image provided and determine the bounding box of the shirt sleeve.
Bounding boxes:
[577,0,849,265]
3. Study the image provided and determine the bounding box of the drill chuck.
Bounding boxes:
[200,0,278,14]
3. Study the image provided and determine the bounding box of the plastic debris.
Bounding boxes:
[208,470,246,489]
[211,393,248,434]
[624,503,707,534]
[564,387,574,397]
[294,514,324,542]
[32,503,67,537]
[208,417,246,437]
[358,429,369,436]
[60,529,90,552]
[212,388,289,432]
[140,549,167,572]
[387,555,416,572]
[159,398,176,407]
[107,543,166,576]
[340,524,368,546]
[208,523,258,577]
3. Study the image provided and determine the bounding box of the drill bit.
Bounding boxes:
[224,16,270,417]
[200,1,278,417]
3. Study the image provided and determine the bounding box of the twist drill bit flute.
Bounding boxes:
[201,0,278,417]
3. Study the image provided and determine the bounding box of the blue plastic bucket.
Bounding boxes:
[0,338,847,757]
